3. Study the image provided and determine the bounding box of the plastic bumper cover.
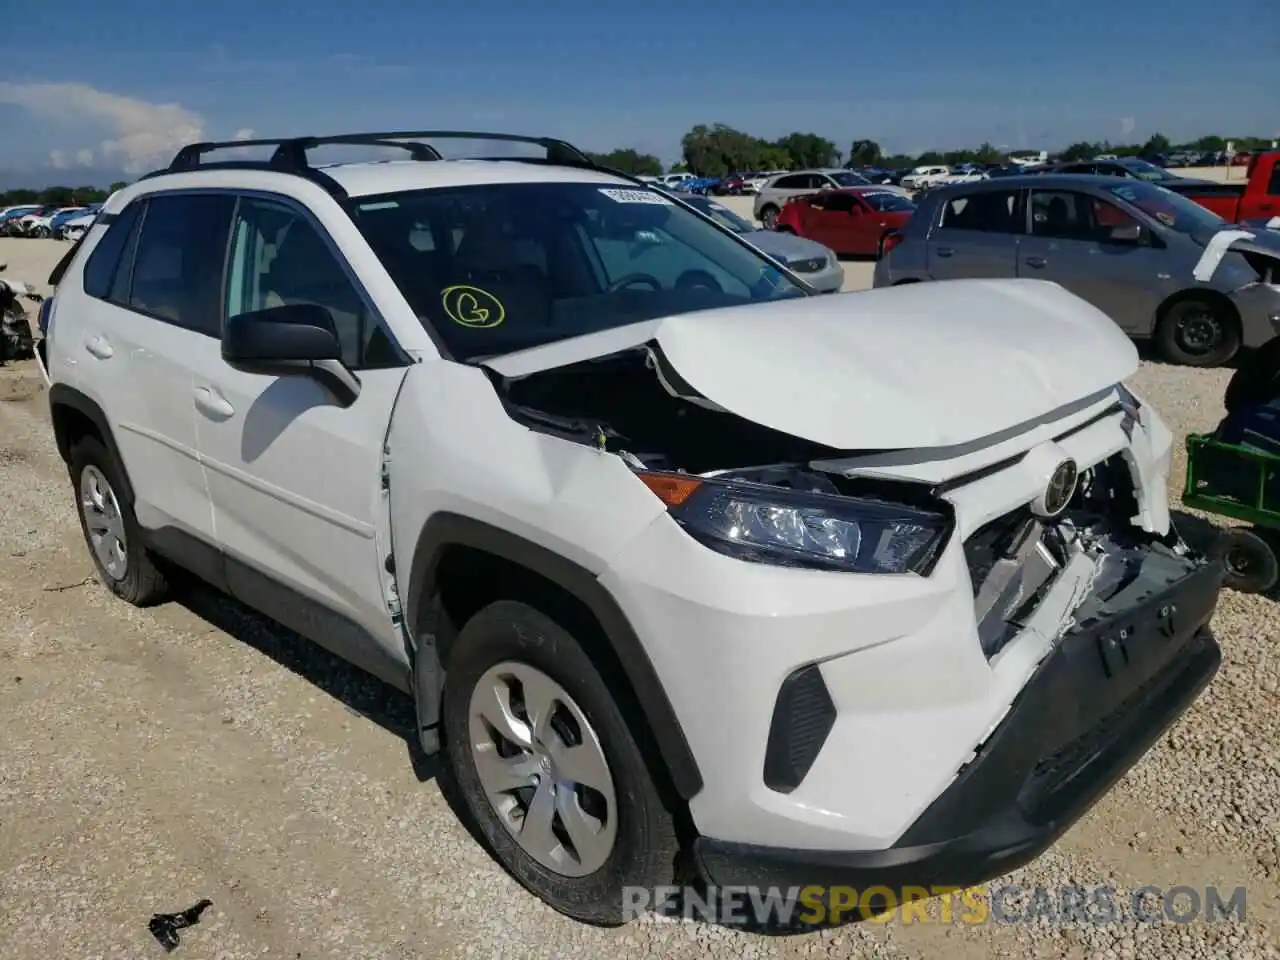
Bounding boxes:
[694,558,1224,890]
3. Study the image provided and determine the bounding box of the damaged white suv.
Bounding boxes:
[39,132,1223,925]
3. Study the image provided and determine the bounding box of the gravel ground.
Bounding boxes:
[0,235,1277,959]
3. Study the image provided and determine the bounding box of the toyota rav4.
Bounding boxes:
[37,130,1222,926]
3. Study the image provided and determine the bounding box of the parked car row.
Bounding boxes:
[0,203,101,239]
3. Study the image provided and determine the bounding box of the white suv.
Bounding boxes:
[38,130,1223,926]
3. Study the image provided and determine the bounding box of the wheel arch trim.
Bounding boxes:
[405,511,704,800]
[47,383,135,504]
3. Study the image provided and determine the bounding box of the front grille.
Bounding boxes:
[963,506,1033,597]
[788,256,827,274]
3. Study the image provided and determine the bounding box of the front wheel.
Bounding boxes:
[1210,527,1278,594]
[1154,298,1240,367]
[441,600,679,925]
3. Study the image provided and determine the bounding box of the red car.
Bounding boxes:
[773,187,916,256]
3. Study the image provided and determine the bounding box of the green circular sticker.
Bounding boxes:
[441,284,505,329]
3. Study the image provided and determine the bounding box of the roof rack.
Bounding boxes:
[137,130,641,199]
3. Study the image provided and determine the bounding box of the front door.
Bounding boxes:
[1018,188,1169,332]
[191,194,411,678]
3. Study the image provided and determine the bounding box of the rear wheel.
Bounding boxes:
[759,205,779,229]
[1155,298,1240,367]
[441,600,679,925]
[68,435,169,605]
[1211,527,1278,593]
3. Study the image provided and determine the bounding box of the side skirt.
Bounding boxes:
[142,525,412,694]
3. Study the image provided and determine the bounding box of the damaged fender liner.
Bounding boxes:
[693,558,1224,891]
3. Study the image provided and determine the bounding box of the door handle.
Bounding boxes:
[84,335,113,359]
[1024,256,1048,268]
[193,385,235,420]
[935,247,954,257]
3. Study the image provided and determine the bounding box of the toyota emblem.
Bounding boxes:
[1036,459,1079,517]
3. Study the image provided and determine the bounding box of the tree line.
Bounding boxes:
[590,127,1276,177]
[5,129,1274,197]
[1,182,128,207]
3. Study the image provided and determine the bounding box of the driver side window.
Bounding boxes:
[225,197,400,369]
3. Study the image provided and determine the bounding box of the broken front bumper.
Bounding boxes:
[694,556,1223,891]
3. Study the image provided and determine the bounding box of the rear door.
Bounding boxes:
[799,191,858,252]
[1017,188,1168,331]
[73,193,229,550]
[926,187,1024,278]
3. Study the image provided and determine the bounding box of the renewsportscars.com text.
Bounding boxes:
[624,884,1249,927]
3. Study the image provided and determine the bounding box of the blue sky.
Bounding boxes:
[1,0,1276,185]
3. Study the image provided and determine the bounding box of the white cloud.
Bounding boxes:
[0,81,205,173]
[76,148,95,166]
[232,127,256,141]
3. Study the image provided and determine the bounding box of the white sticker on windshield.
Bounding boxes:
[598,188,672,205]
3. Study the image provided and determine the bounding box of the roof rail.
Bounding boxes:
[139,130,641,198]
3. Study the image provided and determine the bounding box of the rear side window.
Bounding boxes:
[128,194,236,336]
[938,190,1021,233]
[772,175,806,190]
[81,202,143,297]
[1269,162,1280,197]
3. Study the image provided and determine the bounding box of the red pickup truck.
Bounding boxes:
[1170,151,1280,223]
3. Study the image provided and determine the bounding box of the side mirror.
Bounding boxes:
[1109,223,1143,243]
[222,303,360,407]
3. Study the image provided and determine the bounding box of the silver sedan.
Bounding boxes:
[874,174,1280,367]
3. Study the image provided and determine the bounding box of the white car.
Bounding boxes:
[653,173,695,188]
[938,169,988,185]
[60,211,98,242]
[899,165,951,190]
[38,130,1223,926]
[17,206,83,237]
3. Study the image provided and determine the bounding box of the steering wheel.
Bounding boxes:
[607,273,663,292]
[675,269,723,293]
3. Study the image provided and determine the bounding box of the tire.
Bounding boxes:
[759,205,779,229]
[1210,527,1278,594]
[1154,298,1241,367]
[441,600,679,925]
[32,226,50,239]
[68,434,169,605]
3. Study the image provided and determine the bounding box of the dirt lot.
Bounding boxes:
[1,234,1277,959]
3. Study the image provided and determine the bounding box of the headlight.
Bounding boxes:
[636,471,950,574]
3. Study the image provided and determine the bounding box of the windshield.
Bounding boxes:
[681,196,756,234]
[1118,158,1176,182]
[829,171,869,186]
[351,181,808,361]
[1105,181,1226,235]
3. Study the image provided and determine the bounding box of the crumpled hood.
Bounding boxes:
[483,278,1140,451]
